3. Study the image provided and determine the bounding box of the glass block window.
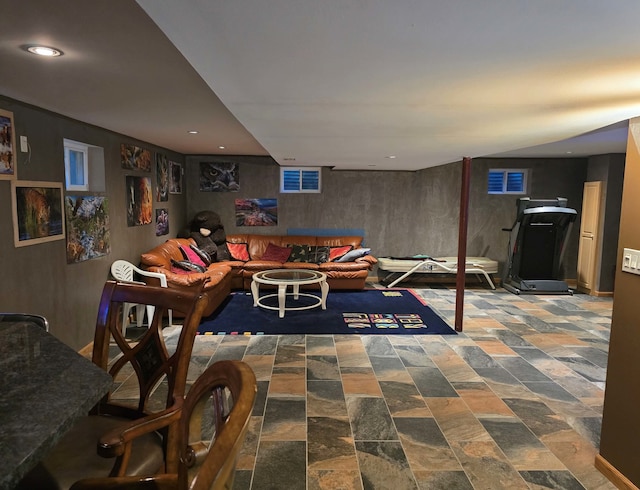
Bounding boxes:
[280,167,321,193]
[488,169,528,194]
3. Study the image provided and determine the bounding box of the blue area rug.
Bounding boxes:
[198,288,455,335]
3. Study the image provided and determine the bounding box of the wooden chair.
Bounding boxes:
[69,360,258,490]
[17,280,209,490]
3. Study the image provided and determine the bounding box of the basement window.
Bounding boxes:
[280,167,321,193]
[63,139,106,192]
[64,140,88,191]
[488,169,528,195]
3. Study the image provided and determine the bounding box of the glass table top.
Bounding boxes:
[254,269,325,283]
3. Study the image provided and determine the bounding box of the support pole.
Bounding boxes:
[455,157,472,332]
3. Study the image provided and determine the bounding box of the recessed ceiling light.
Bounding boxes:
[187,130,199,134]
[385,155,397,159]
[25,45,63,57]
[218,146,225,149]
[566,151,573,154]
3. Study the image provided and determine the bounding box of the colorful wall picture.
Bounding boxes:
[11,180,65,247]
[0,108,17,179]
[65,196,110,263]
[156,153,169,202]
[169,161,182,194]
[120,143,152,172]
[156,208,169,236]
[125,176,152,226]
[199,161,239,192]
[235,198,277,226]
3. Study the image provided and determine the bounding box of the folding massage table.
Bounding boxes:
[377,256,498,289]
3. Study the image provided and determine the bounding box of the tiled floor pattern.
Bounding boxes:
[145,285,615,489]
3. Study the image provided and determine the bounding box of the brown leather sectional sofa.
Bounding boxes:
[225,234,377,289]
[140,234,377,316]
[140,238,232,317]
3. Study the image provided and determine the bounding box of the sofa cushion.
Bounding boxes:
[171,265,192,275]
[227,242,250,261]
[190,244,212,265]
[311,246,330,264]
[170,259,206,273]
[261,243,292,262]
[336,247,371,262]
[289,244,330,264]
[281,262,320,270]
[288,244,311,263]
[329,245,353,262]
[180,245,207,268]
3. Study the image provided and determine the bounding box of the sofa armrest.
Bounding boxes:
[356,255,377,267]
[146,266,209,288]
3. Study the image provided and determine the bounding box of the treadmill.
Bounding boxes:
[503,197,577,295]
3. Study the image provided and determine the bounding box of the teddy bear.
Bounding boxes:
[186,210,231,262]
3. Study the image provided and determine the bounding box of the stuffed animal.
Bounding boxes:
[187,210,231,262]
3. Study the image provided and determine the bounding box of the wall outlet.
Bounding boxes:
[622,248,640,275]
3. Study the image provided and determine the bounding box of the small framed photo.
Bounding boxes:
[120,143,152,172]
[235,198,278,226]
[155,208,169,236]
[156,153,169,202]
[65,195,110,263]
[11,180,65,247]
[125,176,152,227]
[169,161,182,194]
[199,161,239,191]
[1,108,17,180]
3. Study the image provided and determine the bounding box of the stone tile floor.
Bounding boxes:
[129,284,617,489]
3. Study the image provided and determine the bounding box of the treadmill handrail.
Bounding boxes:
[522,206,577,216]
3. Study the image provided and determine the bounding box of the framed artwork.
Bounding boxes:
[199,161,239,191]
[155,208,169,236]
[156,153,169,202]
[235,198,277,226]
[65,196,110,263]
[120,143,152,172]
[0,108,17,180]
[11,180,65,247]
[125,176,152,226]
[169,161,182,194]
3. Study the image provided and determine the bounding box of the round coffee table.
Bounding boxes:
[251,269,329,318]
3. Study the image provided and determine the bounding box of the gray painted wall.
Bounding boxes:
[0,95,618,351]
[186,155,589,280]
[586,154,625,293]
[0,96,186,350]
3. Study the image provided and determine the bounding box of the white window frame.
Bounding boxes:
[487,168,528,195]
[280,167,322,193]
[64,139,89,191]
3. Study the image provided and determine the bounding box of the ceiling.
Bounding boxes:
[1,1,637,171]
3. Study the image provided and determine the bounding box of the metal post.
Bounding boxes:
[455,157,472,331]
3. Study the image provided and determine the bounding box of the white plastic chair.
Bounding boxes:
[110,260,172,335]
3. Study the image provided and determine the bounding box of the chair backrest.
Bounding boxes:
[67,361,256,490]
[111,260,136,282]
[0,313,49,331]
[112,259,169,286]
[91,280,209,470]
[179,360,257,490]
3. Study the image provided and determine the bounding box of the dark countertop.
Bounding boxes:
[0,321,112,490]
